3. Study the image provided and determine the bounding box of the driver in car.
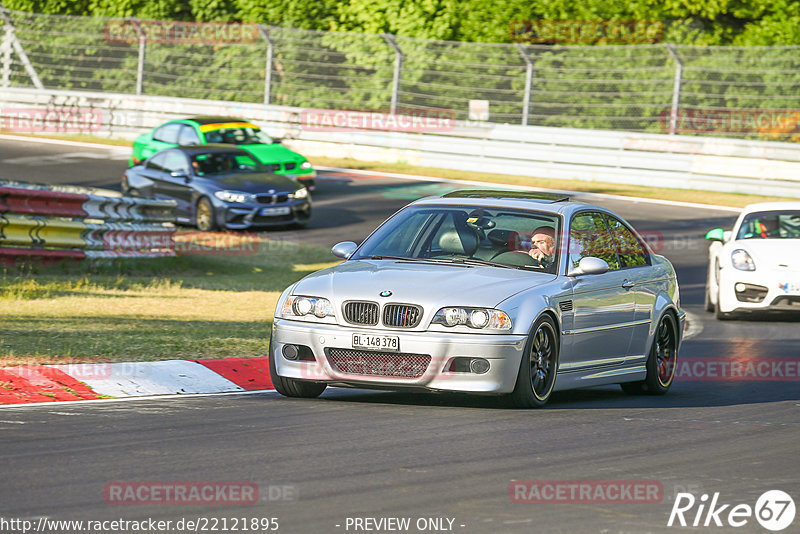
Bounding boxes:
[526,226,556,268]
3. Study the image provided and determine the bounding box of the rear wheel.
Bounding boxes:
[268,338,327,398]
[621,313,677,395]
[509,315,559,408]
[195,197,217,232]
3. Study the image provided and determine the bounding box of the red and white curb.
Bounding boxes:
[0,357,273,406]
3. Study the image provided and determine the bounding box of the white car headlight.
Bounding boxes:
[300,161,312,169]
[432,307,512,330]
[214,190,255,203]
[282,296,335,319]
[731,249,756,271]
[292,187,308,199]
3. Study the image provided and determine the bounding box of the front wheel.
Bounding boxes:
[195,197,217,232]
[509,315,559,408]
[704,262,715,312]
[268,338,327,399]
[715,287,733,320]
[621,313,677,395]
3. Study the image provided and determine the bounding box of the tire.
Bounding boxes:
[195,197,217,232]
[509,315,559,408]
[621,313,677,395]
[268,338,327,399]
[704,262,715,312]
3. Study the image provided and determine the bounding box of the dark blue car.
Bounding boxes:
[122,145,311,231]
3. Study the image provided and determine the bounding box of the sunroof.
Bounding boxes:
[442,189,569,203]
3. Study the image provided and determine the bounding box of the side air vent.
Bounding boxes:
[559,300,573,312]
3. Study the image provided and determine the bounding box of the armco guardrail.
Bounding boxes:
[0,179,176,260]
[1,87,800,199]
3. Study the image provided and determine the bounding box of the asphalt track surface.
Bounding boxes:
[1,137,799,533]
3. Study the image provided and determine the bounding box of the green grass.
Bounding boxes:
[0,234,340,364]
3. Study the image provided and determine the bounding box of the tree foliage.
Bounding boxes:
[5,0,800,45]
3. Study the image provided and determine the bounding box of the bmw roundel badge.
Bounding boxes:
[379,290,392,297]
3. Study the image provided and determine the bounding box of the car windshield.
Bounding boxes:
[736,210,800,239]
[204,126,273,145]
[352,204,561,273]
[190,152,262,176]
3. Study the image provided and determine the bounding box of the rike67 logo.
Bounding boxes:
[668,490,795,531]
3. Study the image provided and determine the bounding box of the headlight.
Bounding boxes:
[731,249,756,271]
[292,187,308,199]
[282,296,334,319]
[432,307,512,330]
[214,190,254,203]
[300,161,312,169]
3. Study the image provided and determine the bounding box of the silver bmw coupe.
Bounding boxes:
[270,190,685,407]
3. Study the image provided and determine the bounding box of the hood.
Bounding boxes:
[238,144,303,164]
[733,238,800,272]
[207,172,301,192]
[294,259,557,310]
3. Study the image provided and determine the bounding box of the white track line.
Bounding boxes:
[316,165,742,213]
[0,133,741,212]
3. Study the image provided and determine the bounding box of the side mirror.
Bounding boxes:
[331,241,357,259]
[567,256,609,277]
[170,170,189,182]
[705,228,725,242]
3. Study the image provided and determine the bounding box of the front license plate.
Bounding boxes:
[260,206,291,216]
[352,334,399,352]
[779,281,800,293]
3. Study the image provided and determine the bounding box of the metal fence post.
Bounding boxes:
[257,25,273,106]
[1,30,11,87]
[0,6,43,89]
[382,34,403,114]
[132,19,145,96]
[517,43,534,126]
[665,44,683,136]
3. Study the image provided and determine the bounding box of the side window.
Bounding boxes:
[162,151,190,175]
[145,152,167,171]
[568,211,620,271]
[603,214,649,268]
[153,123,181,144]
[178,125,200,145]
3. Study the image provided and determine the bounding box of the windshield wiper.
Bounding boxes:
[413,257,530,270]
[365,255,417,261]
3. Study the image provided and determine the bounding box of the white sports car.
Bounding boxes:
[705,201,800,319]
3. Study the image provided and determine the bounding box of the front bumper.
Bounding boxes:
[272,318,527,394]
[218,199,311,229]
[720,270,800,314]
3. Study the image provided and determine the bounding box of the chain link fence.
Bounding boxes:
[2,8,800,139]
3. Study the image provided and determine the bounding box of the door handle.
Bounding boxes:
[621,280,634,289]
